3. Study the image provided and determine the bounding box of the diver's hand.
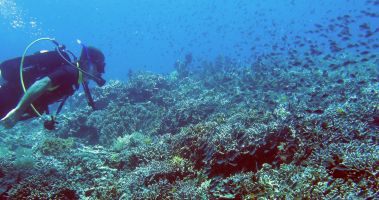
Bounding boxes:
[0,108,21,129]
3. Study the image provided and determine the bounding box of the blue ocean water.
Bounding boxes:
[1,1,379,198]
[1,0,377,81]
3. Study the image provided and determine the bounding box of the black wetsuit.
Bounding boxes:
[0,51,79,119]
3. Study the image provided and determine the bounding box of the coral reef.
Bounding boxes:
[0,52,378,199]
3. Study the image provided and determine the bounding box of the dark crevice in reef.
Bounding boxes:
[197,127,301,178]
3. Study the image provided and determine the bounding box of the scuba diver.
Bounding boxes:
[0,38,106,130]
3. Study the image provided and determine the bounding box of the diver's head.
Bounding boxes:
[79,46,106,86]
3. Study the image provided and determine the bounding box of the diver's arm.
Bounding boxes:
[0,77,53,128]
[15,77,53,113]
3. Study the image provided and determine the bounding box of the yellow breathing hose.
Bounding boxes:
[19,37,56,117]
[20,37,84,117]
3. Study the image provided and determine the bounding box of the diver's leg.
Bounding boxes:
[0,82,18,119]
[0,83,10,118]
[0,90,9,119]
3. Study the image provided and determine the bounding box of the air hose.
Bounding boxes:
[20,37,103,123]
[19,37,83,117]
[19,37,57,117]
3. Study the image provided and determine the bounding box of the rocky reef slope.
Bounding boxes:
[0,56,378,199]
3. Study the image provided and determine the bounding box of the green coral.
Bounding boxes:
[39,137,75,156]
[170,156,186,168]
[111,131,150,152]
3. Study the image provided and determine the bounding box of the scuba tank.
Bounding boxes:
[0,50,70,85]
